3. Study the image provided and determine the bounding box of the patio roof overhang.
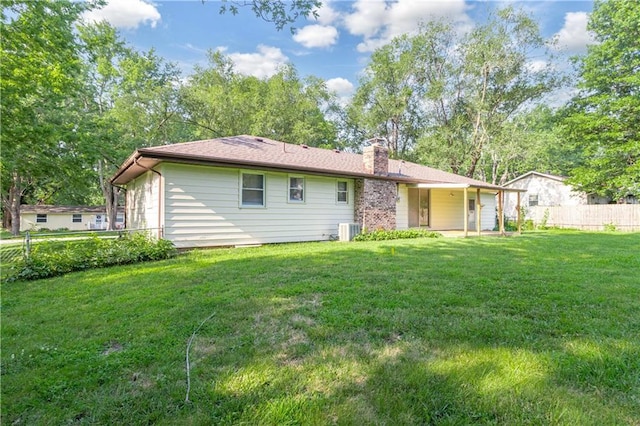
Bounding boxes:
[406,182,527,193]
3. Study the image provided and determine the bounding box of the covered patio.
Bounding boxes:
[405,183,527,237]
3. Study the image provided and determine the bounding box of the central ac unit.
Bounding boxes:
[338,223,361,241]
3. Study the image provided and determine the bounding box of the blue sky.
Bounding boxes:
[82,0,594,100]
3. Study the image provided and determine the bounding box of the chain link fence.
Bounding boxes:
[0,228,162,279]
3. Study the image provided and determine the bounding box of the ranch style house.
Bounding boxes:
[111,135,522,248]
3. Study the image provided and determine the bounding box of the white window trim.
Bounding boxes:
[288,175,306,204]
[336,180,349,204]
[239,171,266,208]
[36,214,47,223]
[72,214,82,223]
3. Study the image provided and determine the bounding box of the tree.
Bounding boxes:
[1,0,92,234]
[215,0,321,32]
[78,22,183,229]
[417,7,563,178]
[560,0,640,201]
[344,32,429,158]
[345,7,563,177]
[178,51,338,146]
[477,106,577,185]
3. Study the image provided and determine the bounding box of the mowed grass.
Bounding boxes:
[1,231,639,425]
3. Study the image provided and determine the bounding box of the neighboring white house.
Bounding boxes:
[20,205,124,232]
[502,171,610,220]
[111,135,519,248]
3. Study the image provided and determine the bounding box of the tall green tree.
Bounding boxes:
[346,7,563,177]
[477,106,576,184]
[417,7,563,178]
[78,22,183,229]
[560,0,640,201]
[345,32,429,158]
[179,51,338,146]
[1,0,93,234]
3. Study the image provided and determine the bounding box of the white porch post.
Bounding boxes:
[517,192,522,234]
[476,188,481,236]
[498,190,505,235]
[463,187,469,237]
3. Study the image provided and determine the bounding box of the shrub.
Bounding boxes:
[353,229,442,242]
[6,233,177,282]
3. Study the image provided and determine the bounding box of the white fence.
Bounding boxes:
[528,205,640,231]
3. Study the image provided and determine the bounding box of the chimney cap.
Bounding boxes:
[366,137,386,146]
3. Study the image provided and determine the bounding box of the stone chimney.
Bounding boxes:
[363,140,388,176]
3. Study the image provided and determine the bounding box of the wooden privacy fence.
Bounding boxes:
[528,205,640,231]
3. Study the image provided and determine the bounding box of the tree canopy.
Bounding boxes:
[215,0,321,32]
[1,0,93,233]
[560,0,640,200]
[179,51,339,147]
[344,7,564,182]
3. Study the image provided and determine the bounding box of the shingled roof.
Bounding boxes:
[111,135,504,191]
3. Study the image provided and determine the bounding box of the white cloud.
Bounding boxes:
[82,0,161,30]
[293,24,339,48]
[526,60,548,73]
[326,77,355,97]
[554,12,594,52]
[226,45,289,79]
[344,0,471,53]
[344,0,388,39]
[315,0,340,26]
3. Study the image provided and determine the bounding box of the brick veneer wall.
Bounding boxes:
[363,143,388,175]
[354,178,397,230]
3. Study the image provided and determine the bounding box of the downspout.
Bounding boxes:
[134,158,164,239]
[111,182,127,230]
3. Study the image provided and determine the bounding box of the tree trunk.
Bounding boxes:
[9,172,24,236]
[105,185,121,230]
[98,160,121,231]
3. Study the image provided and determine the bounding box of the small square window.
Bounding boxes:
[36,214,47,223]
[241,173,265,207]
[72,214,82,223]
[289,177,305,202]
[529,194,539,207]
[337,181,348,204]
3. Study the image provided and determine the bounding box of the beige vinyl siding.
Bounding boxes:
[395,184,409,229]
[430,189,463,230]
[429,189,496,231]
[20,213,98,232]
[126,170,161,232]
[161,163,354,248]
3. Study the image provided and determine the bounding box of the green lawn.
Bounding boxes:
[2,231,639,425]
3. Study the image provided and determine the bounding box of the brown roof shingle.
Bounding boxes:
[112,135,504,190]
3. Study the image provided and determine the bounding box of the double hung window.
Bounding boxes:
[289,177,305,202]
[337,181,348,204]
[241,173,265,207]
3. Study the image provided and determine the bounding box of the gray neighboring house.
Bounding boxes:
[502,171,610,219]
[111,135,520,248]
